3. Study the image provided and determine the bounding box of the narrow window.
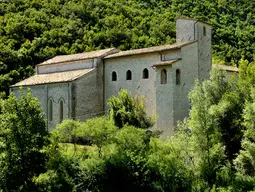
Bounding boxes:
[176,69,181,85]
[48,99,53,121]
[143,68,149,79]
[161,69,167,84]
[112,71,117,81]
[203,26,206,36]
[126,70,132,80]
[59,100,63,123]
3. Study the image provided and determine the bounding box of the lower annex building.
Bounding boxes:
[11,17,213,136]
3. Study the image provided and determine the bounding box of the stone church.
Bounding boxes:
[11,18,212,136]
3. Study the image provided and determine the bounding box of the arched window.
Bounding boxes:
[48,99,53,121]
[161,69,167,84]
[126,70,132,80]
[112,71,117,81]
[59,100,63,123]
[143,68,149,79]
[176,69,181,85]
[203,26,206,36]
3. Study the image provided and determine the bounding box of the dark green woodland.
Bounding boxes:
[1,0,255,97]
[1,0,255,191]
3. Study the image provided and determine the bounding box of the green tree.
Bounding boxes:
[0,89,49,191]
[95,125,152,192]
[147,135,193,191]
[184,68,242,190]
[108,89,155,129]
[234,87,255,191]
[52,119,82,144]
[76,116,117,156]
[33,137,75,192]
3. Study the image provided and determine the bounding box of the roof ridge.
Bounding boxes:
[105,41,196,59]
[38,48,118,66]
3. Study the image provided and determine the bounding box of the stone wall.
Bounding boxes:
[104,53,159,117]
[47,83,70,131]
[176,18,212,81]
[37,59,95,74]
[155,64,175,136]
[172,42,199,128]
[176,18,197,43]
[73,69,104,121]
[12,85,47,113]
[11,83,70,131]
[196,22,212,80]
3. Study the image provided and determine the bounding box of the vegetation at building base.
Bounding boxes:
[1,0,255,97]
[0,90,49,191]
[2,1,255,191]
[3,64,255,191]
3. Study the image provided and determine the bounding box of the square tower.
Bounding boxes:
[176,17,212,80]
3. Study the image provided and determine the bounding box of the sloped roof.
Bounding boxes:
[38,48,118,66]
[152,59,181,67]
[213,64,239,72]
[105,41,196,59]
[12,69,95,87]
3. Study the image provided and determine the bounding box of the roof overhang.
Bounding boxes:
[11,68,96,87]
[105,41,196,59]
[152,58,182,68]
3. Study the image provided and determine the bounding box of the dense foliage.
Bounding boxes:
[1,0,255,97]
[4,65,255,191]
[0,90,49,191]
[3,0,255,191]
[108,89,155,128]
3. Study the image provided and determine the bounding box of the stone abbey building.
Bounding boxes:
[11,18,212,136]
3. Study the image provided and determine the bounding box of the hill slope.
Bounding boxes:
[1,0,255,97]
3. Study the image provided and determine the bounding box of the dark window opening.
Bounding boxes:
[59,100,63,123]
[112,71,117,81]
[203,26,206,36]
[176,69,181,85]
[143,68,149,79]
[126,70,132,80]
[161,69,167,84]
[48,99,53,121]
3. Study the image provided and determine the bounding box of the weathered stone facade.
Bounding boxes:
[11,18,214,136]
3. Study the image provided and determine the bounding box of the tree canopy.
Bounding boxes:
[0,89,49,191]
[4,66,255,191]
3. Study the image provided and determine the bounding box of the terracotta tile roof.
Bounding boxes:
[105,41,196,59]
[38,48,118,66]
[213,64,239,72]
[152,59,181,67]
[12,69,95,87]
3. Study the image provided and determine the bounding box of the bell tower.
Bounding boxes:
[176,17,212,80]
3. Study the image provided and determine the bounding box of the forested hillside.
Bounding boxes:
[0,0,255,97]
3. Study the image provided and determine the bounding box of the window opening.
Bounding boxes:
[59,100,63,123]
[48,99,53,121]
[203,26,206,36]
[143,68,149,79]
[126,70,132,80]
[112,71,117,81]
[161,69,167,84]
[176,69,181,85]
